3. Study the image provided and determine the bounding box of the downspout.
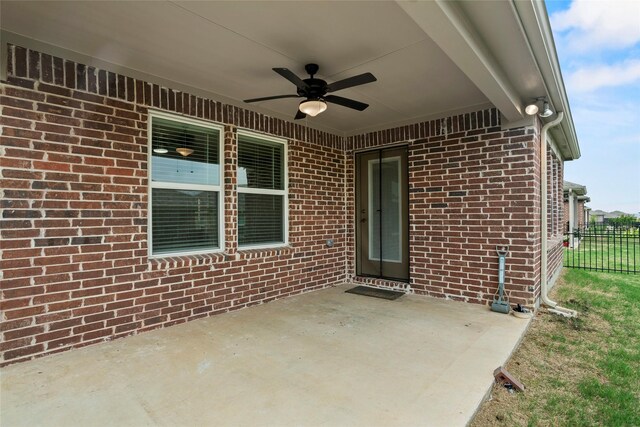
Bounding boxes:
[540,111,577,317]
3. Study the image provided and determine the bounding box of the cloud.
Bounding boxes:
[566,59,640,93]
[608,133,640,145]
[568,93,640,151]
[572,98,640,132]
[551,0,640,51]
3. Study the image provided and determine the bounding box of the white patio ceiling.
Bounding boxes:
[0,1,579,157]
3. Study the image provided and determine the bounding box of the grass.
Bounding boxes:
[471,269,640,426]
[564,235,639,273]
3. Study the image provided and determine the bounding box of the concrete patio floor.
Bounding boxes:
[0,285,530,427]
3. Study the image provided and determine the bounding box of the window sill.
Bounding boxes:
[237,245,293,258]
[147,245,296,268]
[148,251,227,269]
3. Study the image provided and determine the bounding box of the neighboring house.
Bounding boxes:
[590,210,630,224]
[563,181,589,248]
[608,211,629,220]
[0,1,580,365]
[591,209,606,224]
[563,180,590,228]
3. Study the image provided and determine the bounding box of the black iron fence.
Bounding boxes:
[563,223,640,274]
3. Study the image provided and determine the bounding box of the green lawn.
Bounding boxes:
[564,236,639,273]
[471,269,640,426]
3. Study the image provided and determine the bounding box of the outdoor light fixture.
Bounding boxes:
[153,148,168,154]
[525,97,554,118]
[176,147,194,157]
[539,101,553,118]
[524,103,539,115]
[299,99,327,117]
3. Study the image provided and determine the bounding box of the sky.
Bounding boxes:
[545,0,640,214]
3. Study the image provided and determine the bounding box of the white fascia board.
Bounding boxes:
[511,1,581,161]
[397,0,523,122]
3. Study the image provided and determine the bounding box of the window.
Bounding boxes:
[547,151,562,238]
[237,131,287,248]
[555,157,562,235]
[149,112,223,256]
[551,158,557,236]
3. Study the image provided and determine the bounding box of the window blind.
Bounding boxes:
[237,133,287,247]
[238,193,284,245]
[149,115,222,256]
[238,136,283,190]
[151,188,219,254]
[151,117,220,186]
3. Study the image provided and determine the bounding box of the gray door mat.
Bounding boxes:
[345,285,405,300]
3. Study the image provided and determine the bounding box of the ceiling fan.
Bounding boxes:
[243,63,377,120]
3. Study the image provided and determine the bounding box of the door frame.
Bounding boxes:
[354,145,410,283]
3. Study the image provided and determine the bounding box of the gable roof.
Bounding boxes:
[563,180,587,196]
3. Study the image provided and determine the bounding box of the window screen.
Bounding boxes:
[150,115,222,255]
[237,134,287,247]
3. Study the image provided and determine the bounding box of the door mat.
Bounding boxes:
[345,285,405,300]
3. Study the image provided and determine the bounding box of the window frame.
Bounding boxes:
[236,129,289,250]
[147,110,225,258]
[551,156,557,237]
[547,138,563,239]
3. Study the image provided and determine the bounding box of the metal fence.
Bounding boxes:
[563,223,640,274]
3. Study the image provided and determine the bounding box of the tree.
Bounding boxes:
[608,214,637,227]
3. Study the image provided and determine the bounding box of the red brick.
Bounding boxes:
[1,45,550,367]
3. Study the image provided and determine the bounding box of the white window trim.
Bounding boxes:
[236,129,289,250]
[147,110,225,258]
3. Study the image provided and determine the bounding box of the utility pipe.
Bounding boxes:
[540,111,577,317]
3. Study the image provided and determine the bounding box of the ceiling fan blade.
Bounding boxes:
[244,94,300,103]
[294,109,306,120]
[273,68,309,90]
[326,72,376,93]
[325,95,369,111]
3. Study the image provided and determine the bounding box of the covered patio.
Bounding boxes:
[0,0,579,366]
[1,286,529,426]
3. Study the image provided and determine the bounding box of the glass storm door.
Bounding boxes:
[356,147,409,281]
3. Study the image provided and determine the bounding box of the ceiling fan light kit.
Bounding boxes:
[244,63,377,119]
[299,99,327,117]
[176,147,194,157]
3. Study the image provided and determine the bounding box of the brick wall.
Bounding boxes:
[547,149,564,288]
[1,45,345,365]
[345,111,542,305]
[562,195,587,228]
[1,44,561,365]
[547,152,566,289]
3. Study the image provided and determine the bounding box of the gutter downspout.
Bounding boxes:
[540,111,577,317]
